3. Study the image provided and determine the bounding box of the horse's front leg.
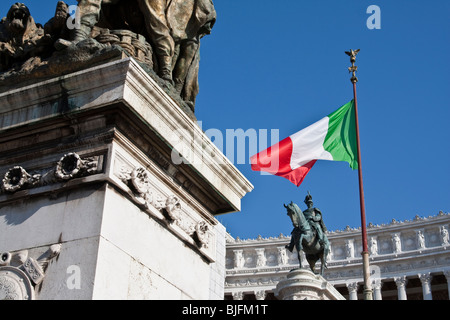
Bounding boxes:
[319,254,326,276]
[297,249,303,269]
[296,236,304,269]
[298,234,304,251]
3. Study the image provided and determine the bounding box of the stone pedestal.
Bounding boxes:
[275,269,345,300]
[0,58,253,299]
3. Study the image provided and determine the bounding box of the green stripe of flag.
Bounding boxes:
[323,100,359,170]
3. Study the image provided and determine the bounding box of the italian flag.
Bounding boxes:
[250,100,358,186]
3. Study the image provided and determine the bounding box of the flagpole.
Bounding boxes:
[346,49,373,300]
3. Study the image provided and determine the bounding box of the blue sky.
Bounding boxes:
[2,1,449,241]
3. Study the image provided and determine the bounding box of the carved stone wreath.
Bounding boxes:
[2,166,40,193]
[54,152,98,181]
[165,195,182,222]
[1,152,100,194]
[55,153,83,180]
[193,221,210,248]
[130,167,152,195]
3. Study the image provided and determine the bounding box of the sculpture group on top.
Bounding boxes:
[0,0,216,114]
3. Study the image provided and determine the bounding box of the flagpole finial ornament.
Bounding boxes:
[345,49,360,83]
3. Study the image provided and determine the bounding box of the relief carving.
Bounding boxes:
[118,165,212,249]
[2,166,40,193]
[1,153,102,195]
[0,244,61,300]
[192,221,210,248]
[55,152,98,181]
[164,195,182,223]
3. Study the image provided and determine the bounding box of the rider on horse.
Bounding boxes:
[303,192,329,249]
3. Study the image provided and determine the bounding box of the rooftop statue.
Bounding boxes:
[0,3,45,72]
[284,193,330,276]
[0,0,216,116]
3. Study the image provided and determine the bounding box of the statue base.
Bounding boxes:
[0,58,253,299]
[274,269,345,300]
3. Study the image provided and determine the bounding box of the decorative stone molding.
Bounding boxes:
[192,221,210,248]
[0,153,102,195]
[118,165,213,251]
[55,153,98,181]
[2,166,40,193]
[164,195,183,223]
[0,244,61,300]
[120,166,157,207]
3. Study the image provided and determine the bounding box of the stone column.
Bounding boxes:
[372,280,383,300]
[346,282,359,300]
[232,291,244,300]
[418,273,433,300]
[255,290,266,300]
[394,276,408,300]
[444,271,450,300]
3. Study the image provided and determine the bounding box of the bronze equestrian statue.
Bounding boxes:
[284,193,330,276]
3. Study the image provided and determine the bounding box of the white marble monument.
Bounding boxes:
[275,269,345,300]
[0,58,253,300]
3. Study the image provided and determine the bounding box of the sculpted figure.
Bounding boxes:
[302,192,329,249]
[0,1,215,112]
[74,0,176,82]
[73,0,215,110]
[167,0,216,109]
[441,226,449,246]
[0,3,44,71]
[44,1,71,45]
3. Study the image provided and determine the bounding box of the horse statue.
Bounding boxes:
[284,201,330,276]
